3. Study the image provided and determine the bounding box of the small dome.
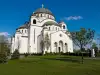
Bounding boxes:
[34,8,53,15]
[59,21,65,24]
[43,21,57,25]
[42,21,61,27]
[16,22,29,30]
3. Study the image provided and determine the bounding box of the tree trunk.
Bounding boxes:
[82,52,83,64]
[81,45,84,64]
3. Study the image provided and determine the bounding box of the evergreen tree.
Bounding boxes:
[0,35,9,63]
[11,49,20,59]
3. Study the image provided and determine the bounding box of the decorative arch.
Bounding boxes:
[59,40,63,52]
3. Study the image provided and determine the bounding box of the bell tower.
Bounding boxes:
[29,14,43,53]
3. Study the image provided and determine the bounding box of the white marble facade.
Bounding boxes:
[11,6,73,54]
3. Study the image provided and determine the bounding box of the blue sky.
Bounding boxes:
[0,0,100,37]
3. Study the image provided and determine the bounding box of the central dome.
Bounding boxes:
[34,8,53,15]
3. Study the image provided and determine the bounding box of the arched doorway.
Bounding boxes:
[59,40,63,52]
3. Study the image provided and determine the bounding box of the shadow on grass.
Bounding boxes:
[42,56,81,63]
[20,60,39,63]
[19,56,82,64]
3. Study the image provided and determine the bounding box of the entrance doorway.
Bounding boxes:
[58,47,61,53]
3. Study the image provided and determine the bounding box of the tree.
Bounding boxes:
[92,42,97,49]
[41,33,50,54]
[40,40,44,54]
[11,49,20,59]
[71,28,95,64]
[0,35,9,63]
[44,33,51,50]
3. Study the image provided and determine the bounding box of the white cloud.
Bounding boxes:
[64,16,83,21]
[0,32,10,36]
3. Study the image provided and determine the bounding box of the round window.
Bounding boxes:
[59,34,62,37]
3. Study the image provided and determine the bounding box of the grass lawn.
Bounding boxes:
[0,55,100,75]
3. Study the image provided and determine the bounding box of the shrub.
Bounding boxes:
[24,53,29,57]
[11,49,20,60]
[30,53,42,56]
[61,52,89,57]
[0,52,8,63]
[95,51,100,57]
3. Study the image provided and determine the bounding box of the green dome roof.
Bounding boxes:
[43,21,58,25]
[42,21,61,27]
[34,8,53,15]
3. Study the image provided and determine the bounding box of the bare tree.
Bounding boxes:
[71,28,95,64]
[44,33,50,51]
[40,40,44,54]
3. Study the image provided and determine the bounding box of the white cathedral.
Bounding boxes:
[11,5,73,54]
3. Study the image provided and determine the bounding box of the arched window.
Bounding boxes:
[54,42,58,53]
[25,30,27,33]
[22,30,23,33]
[54,42,57,47]
[58,28,59,31]
[41,14,42,17]
[63,25,65,29]
[56,27,57,30]
[65,43,67,45]
[59,34,62,37]
[49,27,50,30]
[48,15,49,18]
[59,40,63,45]
[33,19,36,24]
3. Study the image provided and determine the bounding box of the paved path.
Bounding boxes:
[84,57,100,60]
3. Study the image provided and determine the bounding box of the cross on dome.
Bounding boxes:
[42,4,44,8]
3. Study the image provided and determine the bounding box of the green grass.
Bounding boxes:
[0,55,100,75]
